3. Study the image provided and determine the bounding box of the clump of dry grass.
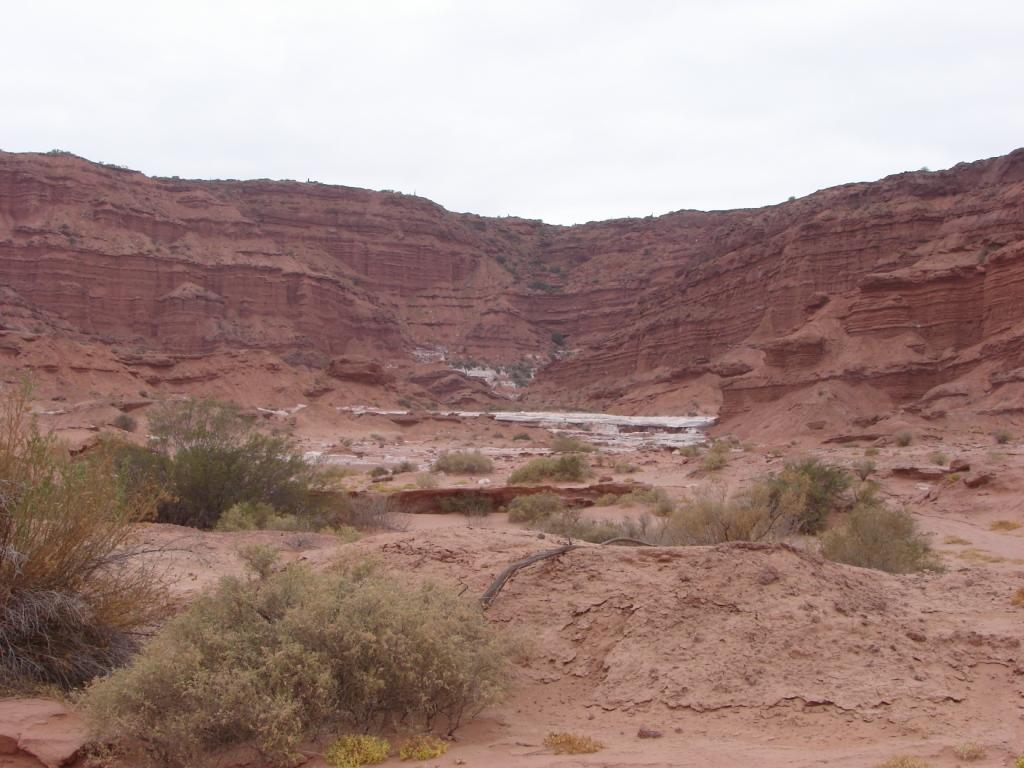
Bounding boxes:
[0,383,168,690]
[1010,587,1024,606]
[989,519,1021,531]
[432,450,494,475]
[952,742,986,761]
[942,535,971,545]
[544,732,604,754]
[875,758,930,768]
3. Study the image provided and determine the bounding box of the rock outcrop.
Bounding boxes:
[2,148,1023,428]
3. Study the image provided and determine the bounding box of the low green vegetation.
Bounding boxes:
[398,734,449,761]
[84,561,510,767]
[437,494,494,516]
[549,435,595,453]
[544,732,604,754]
[325,735,390,768]
[509,454,590,483]
[432,450,494,475]
[701,440,730,471]
[506,492,565,522]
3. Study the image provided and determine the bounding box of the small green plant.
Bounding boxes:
[993,428,1013,445]
[392,461,418,474]
[369,466,390,478]
[544,732,604,754]
[1015,754,1024,768]
[432,450,494,475]
[593,493,621,506]
[927,451,948,466]
[398,734,449,761]
[110,412,137,432]
[612,460,638,473]
[507,492,565,522]
[512,432,531,441]
[236,543,280,579]
[679,445,700,458]
[702,441,730,471]
[1010,587,1024,606]
[509,454,590,483]
[895,431,913,447]
[326,735,391,767]
[415,473,439,489]
[853,459,875,480]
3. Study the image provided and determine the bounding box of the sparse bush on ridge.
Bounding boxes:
[0,384,167,690]
[432,450,494,475]
[821,492,938,573]
[507,492,565,522]
[84,563,510,767]
[509,454,589,484]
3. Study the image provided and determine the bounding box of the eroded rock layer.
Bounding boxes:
[1,149,1023,427]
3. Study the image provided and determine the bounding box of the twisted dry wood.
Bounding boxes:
[480,537,654,609]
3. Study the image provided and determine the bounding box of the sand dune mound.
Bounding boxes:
[356,528,1022,726]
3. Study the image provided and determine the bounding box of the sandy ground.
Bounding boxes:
[4,405,1024,768]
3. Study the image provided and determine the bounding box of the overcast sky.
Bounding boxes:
[2,1,1023,225]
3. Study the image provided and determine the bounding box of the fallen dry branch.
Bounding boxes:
[480,537,654,608]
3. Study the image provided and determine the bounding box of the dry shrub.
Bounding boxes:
[550,435,595,453]
[1010,587,1024,606]
[701,441,730,471]
[507,492,565,522]
[895,431,913,447]
[990,519,1021,531]
[84,563,510,767]
[509,454,589,484]
[398,734,448,760]
[853,459,875,480]
[620,487,675,516]
[415,472,438,489]
[876,758,930,768]
[436,494,494,516]
[993,428,1013,445]
[541,508,658,543]
[821,495,938,573]
[544,732,603,754]
[662,481,800,544]
[432,450,494,475]
[344,495,406,531]
[110,412,137,432]
[0,384,167,690]
[952,742,986,761]
[325,735,390,767]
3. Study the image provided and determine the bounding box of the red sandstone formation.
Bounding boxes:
[1,148,1023,431]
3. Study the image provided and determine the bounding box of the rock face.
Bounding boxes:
[2,148,1024,425]
[0,699,86,768]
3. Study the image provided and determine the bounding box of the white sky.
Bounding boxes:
[2,1,1023,224]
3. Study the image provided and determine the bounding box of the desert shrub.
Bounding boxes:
[663,482,800,544]
[415,473,438,489]
[620,487,674,516]
[392,461,417,475]
[512,432,531,441]
[594,493,620,506]
[110,412,137,432]
[679,445,700,458]
[612,460,638,473]
[437,494,494,516]
[398,734,448,761]
[852,458,875,480]
[765,458,851,533]
[509,454,589,484]
[865,447,880,457]
[821,501,938,573]
[550,435,595,453]
[0,384,167,689]
[1016,755,1024,768]
[952,742,985,761]
[507,492,565,522]
[116,398,320,529]
[325,735,390,767]
[368,466,389,478]
[993,428,1013,444]
[540,509,659,543]
[544,732,603,754]
[215,500,300,532]
[1011,587,1024,606]
[236,543,280,579]
[990,519,1021,531]
[432,450,494,475]
[345,495,406,530]
[701,441,730,471]
[927,451,948,466]
[84,564,510,767]
[895,431,913,447]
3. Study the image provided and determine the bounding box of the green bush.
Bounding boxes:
[116,398,321,529]
[512,432,531,441]
[325,735,390,767]
[821,499,938,573]
[392,461,418,474]
[540,509,658,543]
[619,487,675,516]
[436,494,494,516]
[852,458,875,480]
[550,435,595,453]
[895,431,913,447]
[369,466,389,478]
[927,451,948,466]
[662,482,799,544]
[432,450,494,475]
[509,454,589,484]
[612,461,638,473]
[507,492,565,522]
[701,441,730,471]
[84,564,510,767]
[0,384,167,689]
[765,458,851,533]
[110,412,137,432]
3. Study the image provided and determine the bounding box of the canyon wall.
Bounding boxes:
[1,148,1022,428]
